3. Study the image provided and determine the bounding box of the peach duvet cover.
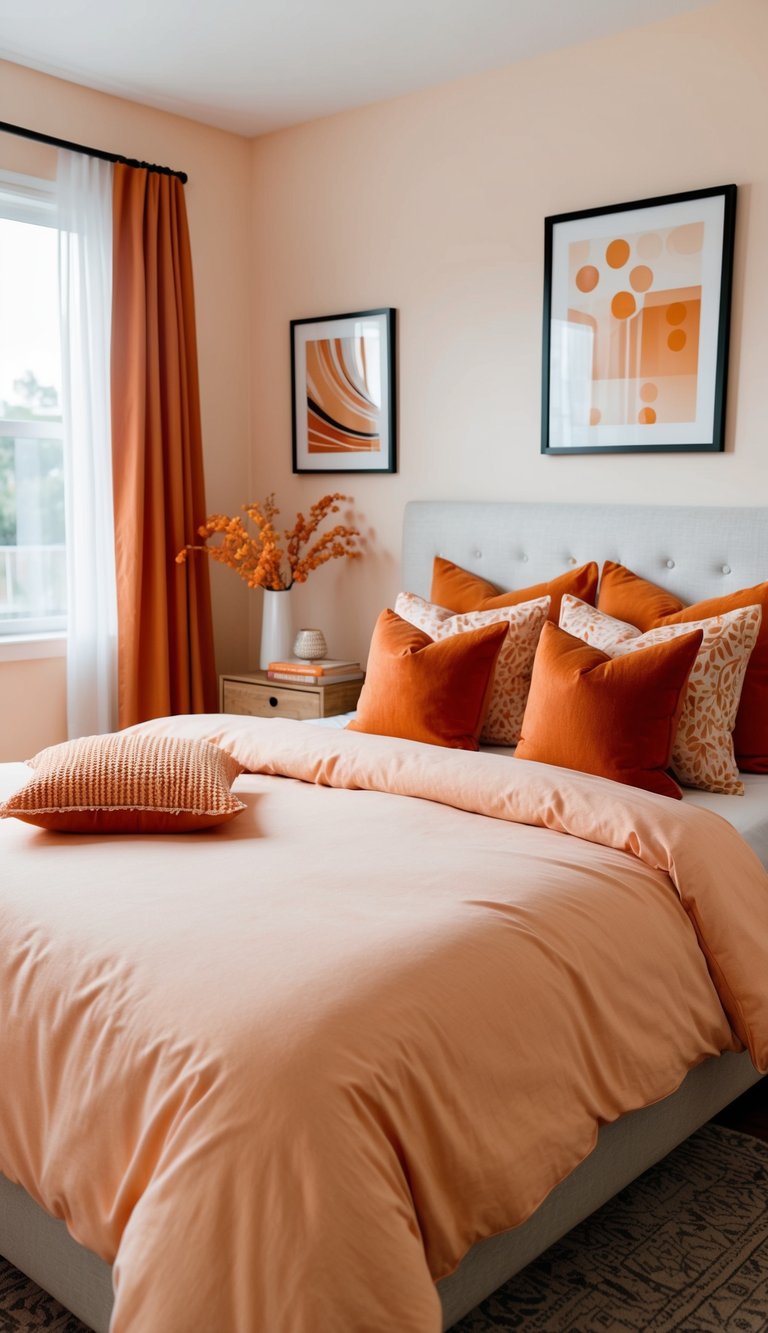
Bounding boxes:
[1,715,768,1333]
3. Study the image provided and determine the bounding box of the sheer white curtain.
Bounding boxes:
[57,150,118,737]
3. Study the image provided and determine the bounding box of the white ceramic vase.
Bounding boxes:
[260,588,293,669]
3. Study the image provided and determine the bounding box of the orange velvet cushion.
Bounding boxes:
[516,622,703,798]
[599,561,768,772]
[393,591,549,746]
[348,609,508,750]
[431,556,598,622]
[0,733,246,833]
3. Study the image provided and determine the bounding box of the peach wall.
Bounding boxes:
[0,61,253,758]
[248,0,768,666]
[0,657,67,760]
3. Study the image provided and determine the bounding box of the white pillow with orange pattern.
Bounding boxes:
[559,594,762,795]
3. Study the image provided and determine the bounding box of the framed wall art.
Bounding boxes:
[291,308,396,473]
[541,185,737,455]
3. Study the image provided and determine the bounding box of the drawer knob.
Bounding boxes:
[269,696,279,708]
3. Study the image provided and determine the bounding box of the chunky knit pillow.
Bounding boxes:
[0,733,246,833]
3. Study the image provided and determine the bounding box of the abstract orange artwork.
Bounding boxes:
[305,336,381,453]
[292,309,396,473]
[542,187,736,454]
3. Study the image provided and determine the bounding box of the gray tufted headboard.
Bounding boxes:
[402,501,768,606]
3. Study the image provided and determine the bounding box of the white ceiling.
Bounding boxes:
[0,0,710,138]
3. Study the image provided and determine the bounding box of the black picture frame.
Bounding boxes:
[541,185,737,455]
[291,308,397,473]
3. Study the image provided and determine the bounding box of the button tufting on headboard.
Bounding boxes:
[402,501,768,606]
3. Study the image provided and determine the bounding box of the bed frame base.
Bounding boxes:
[438,1050,761,1327]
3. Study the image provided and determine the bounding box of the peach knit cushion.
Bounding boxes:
[430,556,598,622]
[516,622,704,799]
[0,733,246,833]
[394,591,549,746]
[348,609,508,750]
[598,561,768,774]
[560,595,763,796]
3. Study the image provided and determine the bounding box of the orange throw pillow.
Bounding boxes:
[599,561,768,772]
[0,733,246,833]
[516,622,703,798]
[431,556,598,622]
[393,591,549,746]
[348,609,508,750]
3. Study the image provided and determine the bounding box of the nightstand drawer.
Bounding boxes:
[222,680,321,720]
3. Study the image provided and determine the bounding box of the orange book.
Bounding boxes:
[267,659,360,677]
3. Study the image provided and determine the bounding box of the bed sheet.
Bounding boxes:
[310,716,768,869]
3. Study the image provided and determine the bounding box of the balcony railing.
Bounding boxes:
[0,543,66,633]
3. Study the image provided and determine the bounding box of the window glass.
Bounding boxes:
[0,179,65,635]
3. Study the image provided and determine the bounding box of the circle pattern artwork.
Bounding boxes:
[575,265,600,292]
[565,219,704,434]
[667,302,687,325]
[611,291,636,320]
[630,265,653,292]
[606,239,630,269]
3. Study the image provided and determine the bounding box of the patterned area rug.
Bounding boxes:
[2,1123,768,1331]
[454,1123,768,1331]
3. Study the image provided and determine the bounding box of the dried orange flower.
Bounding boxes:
[176,493,361,590]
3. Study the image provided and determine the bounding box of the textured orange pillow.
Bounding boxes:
[0,733,246,833]
[516,622,703,798]
[599,561,768,773]
[431,556,598,622]
[348,609,508,749]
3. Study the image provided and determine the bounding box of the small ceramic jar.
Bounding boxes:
[293,628,327,660]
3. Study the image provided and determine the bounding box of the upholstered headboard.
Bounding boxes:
[402,501,768,606]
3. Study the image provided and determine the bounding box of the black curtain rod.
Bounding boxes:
[0,119,188,184]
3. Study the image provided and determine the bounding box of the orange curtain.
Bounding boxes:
[111,163,217,727]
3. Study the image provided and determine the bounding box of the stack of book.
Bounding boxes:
[266,658,364,685]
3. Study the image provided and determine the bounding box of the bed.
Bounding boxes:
[1,498,767,1333]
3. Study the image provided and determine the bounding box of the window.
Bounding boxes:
[0,170,64,636]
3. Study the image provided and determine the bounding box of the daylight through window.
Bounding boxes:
[0,171,64,635]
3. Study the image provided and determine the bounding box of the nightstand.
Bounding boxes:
[219,671,364,721]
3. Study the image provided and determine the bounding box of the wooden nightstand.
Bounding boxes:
[219,671,364,721]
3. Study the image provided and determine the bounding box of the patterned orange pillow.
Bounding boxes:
[0,733,246,833]
[560,595,763,795]
[394,592,550,746]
